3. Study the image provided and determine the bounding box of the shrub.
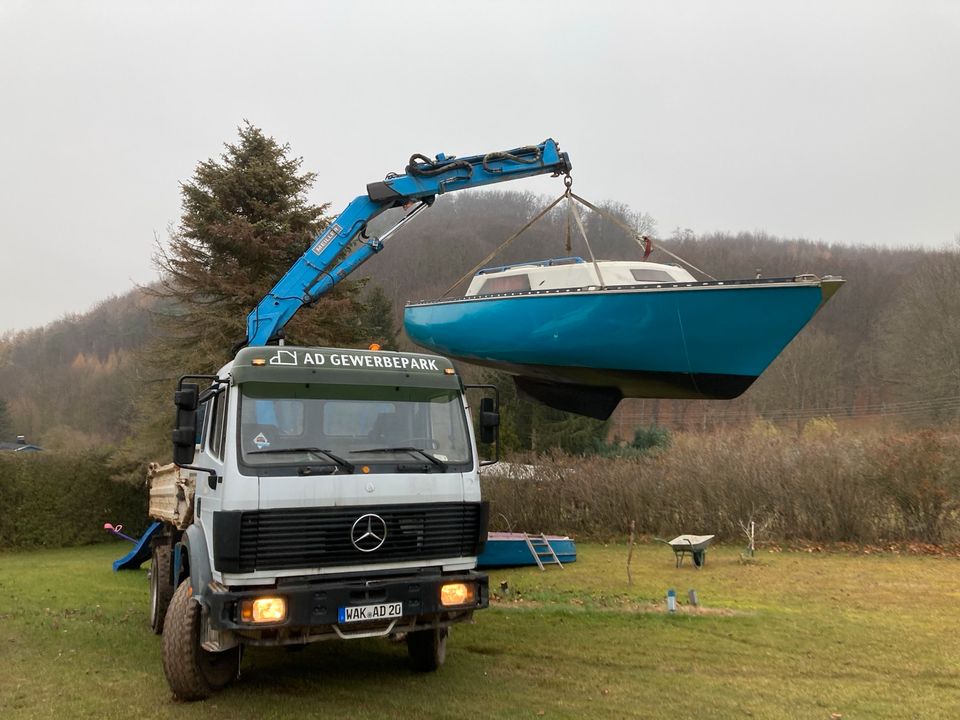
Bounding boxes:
[802,416,839,439]
[631,425,671,453]
[867,431,960,543]
[481,429,960,544]
[589,425,671,459]
[0,449,147,549]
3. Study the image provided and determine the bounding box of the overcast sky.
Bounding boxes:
[1,0,958,332]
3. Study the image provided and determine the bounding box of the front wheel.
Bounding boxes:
[407,627,448,672]
[161,580,240,701]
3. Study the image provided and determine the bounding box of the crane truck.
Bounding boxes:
[146,140,573,700]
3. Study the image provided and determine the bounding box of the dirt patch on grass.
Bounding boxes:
[491,594,741,616]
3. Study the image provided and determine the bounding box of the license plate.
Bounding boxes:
[338,602,402,623]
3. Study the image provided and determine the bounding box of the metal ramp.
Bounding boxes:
[523,533,564,571]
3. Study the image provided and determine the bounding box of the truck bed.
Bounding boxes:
[148,462,196,530]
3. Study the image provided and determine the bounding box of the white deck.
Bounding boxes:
[465,260,696,297]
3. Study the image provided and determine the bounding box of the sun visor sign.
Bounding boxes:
[263,349,444,372]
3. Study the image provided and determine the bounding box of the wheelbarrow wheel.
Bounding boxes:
[692,549,705,568]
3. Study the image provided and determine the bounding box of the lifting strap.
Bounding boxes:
[441,184,717,298]
[441,191,567,297]
[566,191,606,287]
[568,191,717,281]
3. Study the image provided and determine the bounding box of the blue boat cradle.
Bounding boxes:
[477,532,577,569]
[109,521,162,572]
[404,263,844,419]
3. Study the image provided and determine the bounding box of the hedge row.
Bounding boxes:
[482,428,960,544]
[0,450,147,549]
[4,428,957,550]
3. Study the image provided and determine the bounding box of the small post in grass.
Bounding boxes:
[626,520,636,585]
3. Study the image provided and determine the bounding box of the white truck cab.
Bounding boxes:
[149,345,496,700]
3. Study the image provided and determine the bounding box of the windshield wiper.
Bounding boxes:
[248,447,355,473]
[350,447,448,471]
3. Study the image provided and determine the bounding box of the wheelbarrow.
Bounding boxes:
[655,534,715,568]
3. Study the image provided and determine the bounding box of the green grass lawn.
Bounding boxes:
[2,542,958,719]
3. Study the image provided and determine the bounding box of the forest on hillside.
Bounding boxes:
[1,188,958,454]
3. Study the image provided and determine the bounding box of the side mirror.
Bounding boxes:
[479,397,500,445]
[175,384,199,411]
[173,420,197,465]
[172,383,199,466]
[464,384,501,467]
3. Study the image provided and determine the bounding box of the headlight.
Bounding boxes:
[440,582,476,607]
[240,596,287,623]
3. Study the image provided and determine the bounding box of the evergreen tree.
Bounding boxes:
[481,368,609,455]
[0,398,12,440]
[150,121,366,368]
[358,285,399,350]
[530,404,610,455]
[130,122,368,459]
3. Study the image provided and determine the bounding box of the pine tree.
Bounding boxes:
[480,369,609,455]
[149,121,366,369]
[0,398,12,441]
[358,285,399,350]
[129,122,367,460]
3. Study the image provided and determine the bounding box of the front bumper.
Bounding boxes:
[204,569,488,633]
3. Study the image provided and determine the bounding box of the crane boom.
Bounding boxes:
[245,139,571,346]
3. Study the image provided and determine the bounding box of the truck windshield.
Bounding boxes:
[238,382,471,470]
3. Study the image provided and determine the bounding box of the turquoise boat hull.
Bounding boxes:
[477,532,577,568]
[404,277,842,418]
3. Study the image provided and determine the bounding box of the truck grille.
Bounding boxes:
[214,502,487,573]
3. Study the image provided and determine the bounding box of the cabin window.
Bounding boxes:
[236,383,472,469]
[478,274,531,295]
[197,403,209,450]
[209,390,229,461]
[630,268,676,282]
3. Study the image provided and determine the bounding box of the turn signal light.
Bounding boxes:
[440,582,476,607]
[240,596,287,623]
[369,343,381,351]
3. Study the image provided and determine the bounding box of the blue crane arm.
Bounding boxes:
[245,139,572,346]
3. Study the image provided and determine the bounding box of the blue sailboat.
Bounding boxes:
[404,258,843,419]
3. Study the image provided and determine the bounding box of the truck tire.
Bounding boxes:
[407,627,448,672]
[149,545,174,635]
[161,580,239,701]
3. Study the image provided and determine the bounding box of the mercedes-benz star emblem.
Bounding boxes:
[350,513,387,552]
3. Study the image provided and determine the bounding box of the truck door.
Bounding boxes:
[195,386,228,530]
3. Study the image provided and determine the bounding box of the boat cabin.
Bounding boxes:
[464,257,696,297]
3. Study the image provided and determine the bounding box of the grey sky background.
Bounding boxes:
[1,0,957,333]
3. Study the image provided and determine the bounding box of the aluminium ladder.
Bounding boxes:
[523,533,564,571]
